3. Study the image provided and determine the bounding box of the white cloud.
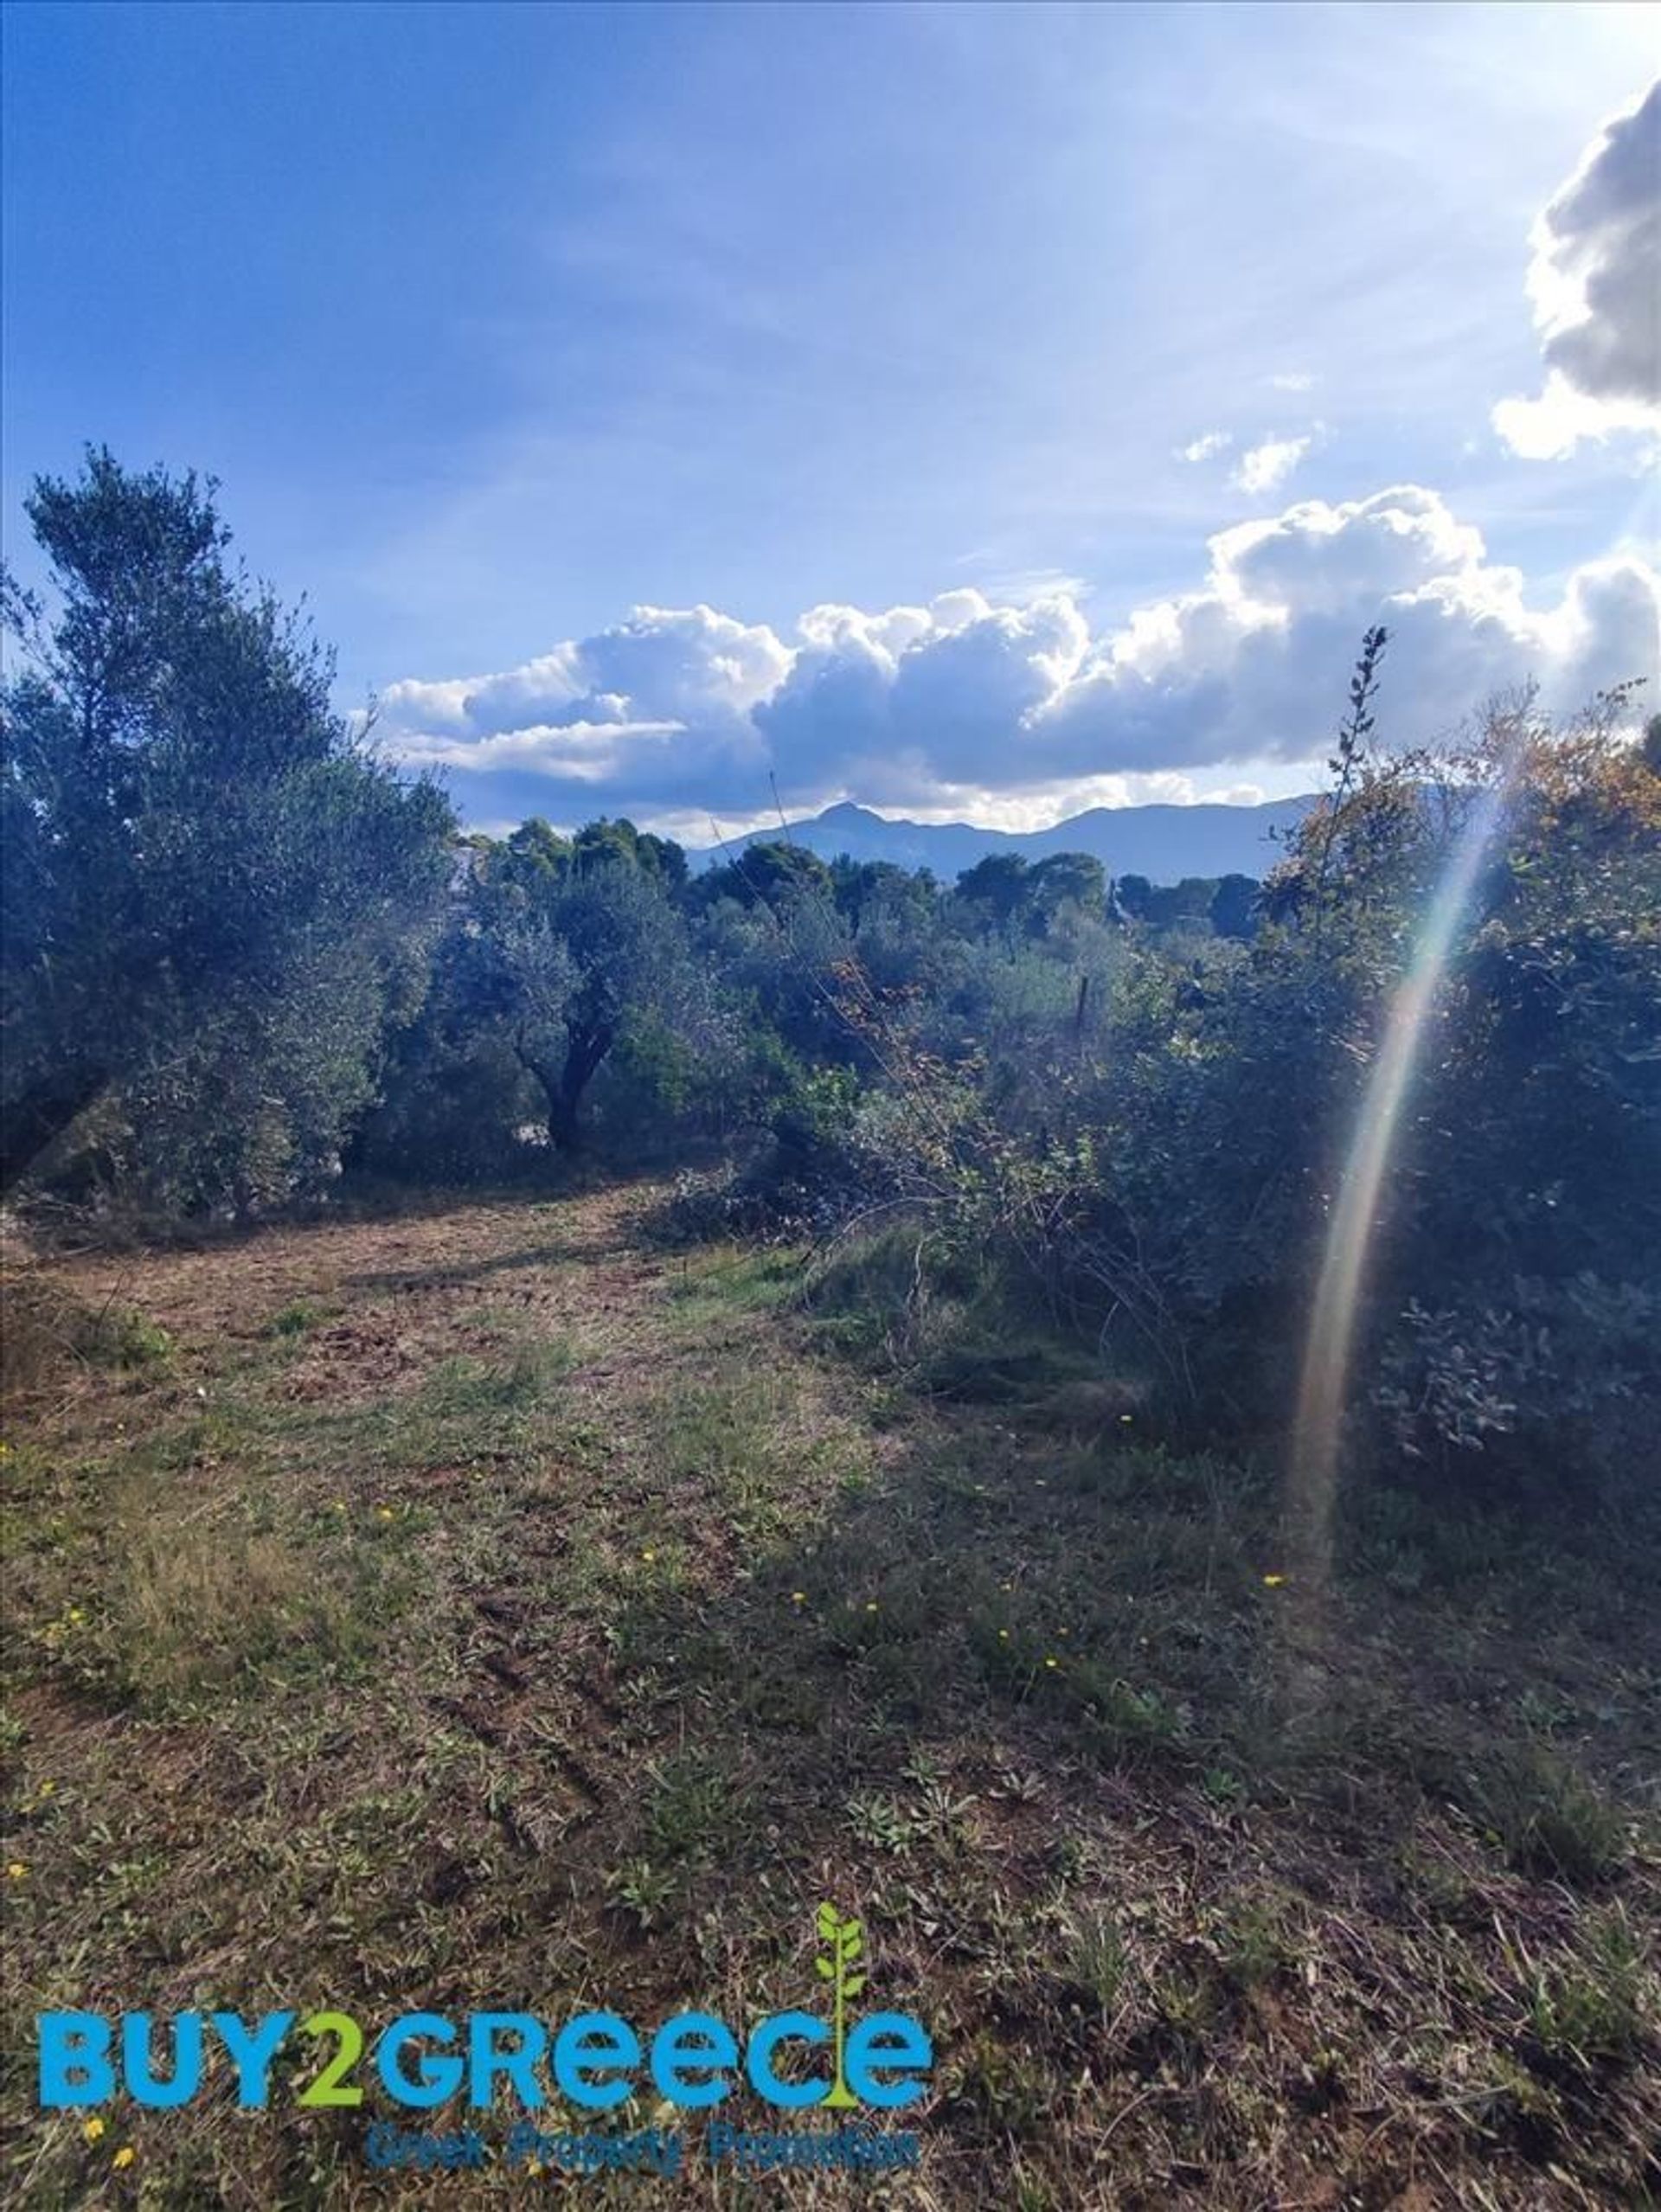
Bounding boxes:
[1493,372,1661,460]
[375,485,1658,830]
[388,717,688,784]
[1230,434,1314,497]
[1179,430,1233,463]
[1268,372,1317,394]
[382,602,791,742]
[975,566,1093,606]
[1495,79,1661,458]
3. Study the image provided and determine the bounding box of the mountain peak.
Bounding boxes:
[690,794,1317,884]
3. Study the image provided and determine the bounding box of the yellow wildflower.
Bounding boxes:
[83,2117,106,2144]
[1262,1573,1286,1588]
[5,1862,26,1880]
[1043,1657,1060,1670]
[864,1600,879,1613]
[790,1591,806,1606]
[112,2146,136,2170]
[641,1548,655,1562]
[376,1505,394,1522]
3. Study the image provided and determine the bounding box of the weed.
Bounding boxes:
[269,1298,325,1337]
[953,2031,1053,2141]
[1062,1910,1129,2011]
[846,1792,917,1855]
[1529,1907,1651,2064]
[1214,1894,1295,1991]
[1154,1959,1224,2042]
[1463,1739,1626,1885]
[87,1305,174,1370]
[1,1273,169,1392]
[643,1751,742,1863]
[663,1245,801,1319]
[604,1858,675,1932]
[423,1340,575,1415]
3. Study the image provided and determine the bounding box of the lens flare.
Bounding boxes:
[1288,771,1517,1591]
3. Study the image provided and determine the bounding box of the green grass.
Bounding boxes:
[269,1296,328,1337]
[1458,1736,1630,1885]
[2,1182,1658,2209]
[662,1241,804,1322]
[1527,1906,1649,2063]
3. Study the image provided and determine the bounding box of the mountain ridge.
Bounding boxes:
[689,794,1319,883]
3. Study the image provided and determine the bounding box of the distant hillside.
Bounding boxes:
[689,795,1318,884]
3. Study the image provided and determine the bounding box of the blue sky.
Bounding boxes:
[3,2,1657,836]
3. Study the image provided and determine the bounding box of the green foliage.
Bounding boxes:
[477,837,695,1148]
[695,838,832,911]
[949,670,1661,1494]
[1527,1907,1650,2063]
[956,851,1032,926]
[604,1857,676,1932]
[8,476,1654,1528]
[269,1300,324,1338]
[85,1305,175,1370]
[350,917,536,1185]
[1208,872,1259,939]
[1062,1911,1129,2011]
[2,448,454,1214]
[1462,1740,1627,1886]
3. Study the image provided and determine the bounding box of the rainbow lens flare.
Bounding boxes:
[1287,767,1517,1593]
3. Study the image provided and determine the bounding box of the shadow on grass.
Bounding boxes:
[596,1321,1661,1913]
[556,1355,1661,2202]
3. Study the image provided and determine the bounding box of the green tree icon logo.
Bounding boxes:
[815,1901,866,2110]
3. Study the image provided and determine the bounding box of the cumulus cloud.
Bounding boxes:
[375,485,1658,830]
[1494,80,1661,458]
[380,601,785,798]
[1230,433,1315,496]
[1179,430,1233,463]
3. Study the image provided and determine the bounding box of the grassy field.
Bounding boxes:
[2,1178,1658,2209]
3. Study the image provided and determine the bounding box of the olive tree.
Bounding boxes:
[1,449,454,1209]
[476,830,695,1148]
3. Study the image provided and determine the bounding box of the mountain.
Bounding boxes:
[689,796,1318,884]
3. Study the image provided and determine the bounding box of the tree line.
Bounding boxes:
[5,452,1658,1505]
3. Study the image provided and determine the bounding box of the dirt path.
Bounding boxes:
[53,1179,665,1395]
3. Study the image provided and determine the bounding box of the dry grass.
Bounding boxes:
[0,1232,171,1404]
[106,1510,367,1705]
[2,1180,1657,2208]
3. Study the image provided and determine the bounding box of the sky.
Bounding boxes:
[3,0,1658,838]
